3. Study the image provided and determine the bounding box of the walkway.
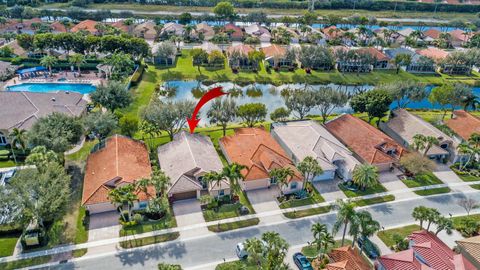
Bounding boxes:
[2,181,480,265]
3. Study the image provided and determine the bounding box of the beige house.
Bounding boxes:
[456,236,480,269]
[0,91,87,145]
[380,109,463,162]
[133,21,157,40]
[195,22,215,41]
[271,121,361,182]
[158,131,229,201]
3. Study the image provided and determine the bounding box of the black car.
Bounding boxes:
[292,252,313,270]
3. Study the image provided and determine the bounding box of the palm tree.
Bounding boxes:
[423,136,439,157]
[311,222,328,254]
[221,163,246,199]
[69,54,86,76]
[203,171,224,193]
[352,164,379,191]
[357,211,381,254]
[40,55,58,75]
[8,128,27,153]
[269,167,295,196]
[468,133,480,148]
[123,18,135,35]
[457,143,474,170]
[244,237,264,266]
[426,208,440,231]
[434,216,453,235]
[150,167,171,198]
[297,156,323,191]
[412,206,429,229]
[412,134,426,152]
[184,24,194,40]
[461,92,479,111]
[135,177,152,199]
[333,199,357,246]
[107,184,138,222]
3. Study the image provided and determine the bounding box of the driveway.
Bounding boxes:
[246,186,283,223]
[379,168,417,199]
[313,178,347,202]
[87,211,121,255]
[172,199,210,238]
[433,163,476,192]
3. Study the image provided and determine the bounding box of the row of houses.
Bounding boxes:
[376,230,478,270]
[80,107,480,213]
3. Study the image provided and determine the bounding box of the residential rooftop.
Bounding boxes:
[446,110,480,141]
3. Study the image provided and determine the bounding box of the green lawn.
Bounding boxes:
[471,184,480,190]
[65,139,98,162]
[215,260,258,270]
[401,172,444,188]
[354,195,396,207]
[0,255,52,270]
[203,203,242,222]
[279,183,325,209]
[0,232,21,257]
[413,187,451,196]
[377,224,421,248]
[301,239,353,258]
[459,174,480,182]
[338,183,388,198]
[0,160,17,168]
[283,206,331,219]
[119,207,177,237]
[207,218,260,233]
[119,232,179,249]
[452,214,480,228]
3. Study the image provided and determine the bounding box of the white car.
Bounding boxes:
[235,240,267,259]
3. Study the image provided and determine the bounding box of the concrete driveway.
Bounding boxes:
[246,186,283,223]
[87,211,121,255]
[379,168,417,199]
[172,199,210,238]
[313,178,347,202]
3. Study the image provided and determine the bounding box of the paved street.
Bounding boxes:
[43,191,480,270]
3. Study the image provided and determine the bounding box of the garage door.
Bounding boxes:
[172,190,197,201]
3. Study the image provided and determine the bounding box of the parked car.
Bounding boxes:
[235,240,267,259]
[293,252,313,270]
[357,236,380,259]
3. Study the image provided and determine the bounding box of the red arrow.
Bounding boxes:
[187,86,228,133]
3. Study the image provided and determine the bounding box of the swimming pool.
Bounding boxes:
[6,83,96,94]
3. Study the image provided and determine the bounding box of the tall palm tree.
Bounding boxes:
[69,53,86,76]
[9,128,27,153]
[457,143,474,170]
[221,163,246,199]
[135,177,152,199]
[468,133,480,148]
[357,210,381,254]
[412,134,426,152]
[412,206,429,229]
[311,222,327,251]
[40,55,58,75]
[426,208,440,231]
[150,166,171,198]
[269,167,295,196]
[297,156,323,191]
[423,136,439,157]
[203,171,224,192]
[333,199,357,246]
[434,216,453,235]
[107,184,138,222]
[244,237,264,267]
[352,164,379,191]
[320,231,335,257]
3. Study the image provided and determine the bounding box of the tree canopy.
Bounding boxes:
[91,81,132,112]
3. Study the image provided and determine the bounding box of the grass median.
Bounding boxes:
[354,195,396,207]
[207,218,260,233]
[283,206,331,219]
[119,232,180,249]
[0,255,52,270]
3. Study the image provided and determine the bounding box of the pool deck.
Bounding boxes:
[2,72,106,91]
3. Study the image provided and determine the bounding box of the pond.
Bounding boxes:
[161,81,480,125]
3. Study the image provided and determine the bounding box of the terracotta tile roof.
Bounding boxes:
[408,230,476,270]
[416,48,449,62]
[224,23,244,38]
[357,47,390,61]
[446,110,480,140]
[111,20,129,32]
[71,20,98,34]
[261,44,287,59]
[424,29,441,39]
[226,44,254,56]
[323,26,343,39]
[326,246,371,270]
[219,128,303,182]
[377,249,431,270]
[325,114,404,166]
[449,29,472,42]
[456,236,480,266]
[50,21,67,33]
[82,135,153,205]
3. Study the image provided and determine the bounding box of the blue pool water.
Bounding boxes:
[7,83,96,94]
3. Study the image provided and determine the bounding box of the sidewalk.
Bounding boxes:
[1,182,480,264]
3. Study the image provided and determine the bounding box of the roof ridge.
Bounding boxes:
[182,131,199,168]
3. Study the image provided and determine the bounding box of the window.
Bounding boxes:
[291,182,297,189]
[139,202,147,209]
[0,132,6,145]
[219,189,225,196]
[270,177,277,184]
[440,144,448,149]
